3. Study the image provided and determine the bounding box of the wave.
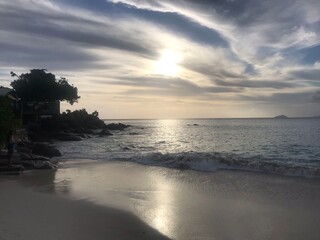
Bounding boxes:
[125,152,320,178]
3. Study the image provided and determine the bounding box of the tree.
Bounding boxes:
[10,69,80,104]
[0,96,21,147]
[92,110,99,117]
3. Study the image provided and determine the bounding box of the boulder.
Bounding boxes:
[32,143,62,158]
[22,160,58,170]
[98,129,113,136]
[28,131,53,142]
[16,146,32,154]
[49,132,82,141]
[56,135,82,141]
[20,152,50,161]
[105,123,130,130]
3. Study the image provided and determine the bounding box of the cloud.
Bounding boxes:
[239,91,314,104]
[93,75,241,98]
[214,79,299,89]
[108,0,320,65]
[0,1,157,64]
[289,69,320,81]
[1,0,320,117]
[310,91,320,102]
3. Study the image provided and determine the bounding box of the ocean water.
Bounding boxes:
[56,118,320,177]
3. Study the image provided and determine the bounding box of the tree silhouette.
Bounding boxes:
[10,69,80,104]
[0,96,21,146]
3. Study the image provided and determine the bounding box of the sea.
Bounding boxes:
[56,118,320,178]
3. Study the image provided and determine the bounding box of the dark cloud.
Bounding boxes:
[0,31,120,72]
[310,91,320,102]
[0,38,99,68]
[110,0,320,64]
[93,75,241,97]
[128,9,228,48]
[290,69,320,81]
[214,79,298,89]
[239,92,313,104]
[0,2,156,58]
[183,62,245,79]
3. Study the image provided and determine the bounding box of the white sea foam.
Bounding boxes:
[126,152,320,178]
[56,118,320,178]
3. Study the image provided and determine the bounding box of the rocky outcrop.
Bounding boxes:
[22,160,58,170]
[20,152,49,161]
[50,133,82,141]
[14,142,61,170]
[98,129,113,136]
[105,123,130,130]
[31,143,62,158]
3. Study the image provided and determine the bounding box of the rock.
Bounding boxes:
[274,115,289,119]
[16,146,32,154]
[49,132,82,141]
[28,131,53,142]
[20,152,50,161]
[98,129,113,136]
[32,143,62,158]
[105,123,129,130]
[56,135,82,141]
[22,160,58,170]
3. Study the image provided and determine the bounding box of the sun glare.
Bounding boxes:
[154,50,181,76]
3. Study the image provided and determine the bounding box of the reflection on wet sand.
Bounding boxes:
[147,173,175,237]
[12,160,320,240]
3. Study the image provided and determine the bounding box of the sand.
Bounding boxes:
[1,160,320,240]
[0,176,169,239]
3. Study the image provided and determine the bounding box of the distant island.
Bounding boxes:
[274,115,289,119]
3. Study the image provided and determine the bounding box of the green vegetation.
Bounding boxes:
[58,109,106,131]
[11,69,80,104]
[0,96,21,147]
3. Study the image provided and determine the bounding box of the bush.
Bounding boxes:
[40,109,106,133]
[0,96,21,147]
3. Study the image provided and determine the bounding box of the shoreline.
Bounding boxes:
[0,178,169,240]
[2,160,320,240]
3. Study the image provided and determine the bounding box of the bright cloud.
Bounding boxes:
[0,0,320,118]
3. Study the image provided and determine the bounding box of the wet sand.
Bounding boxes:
[1,160,320,240]
[0,181,169,240]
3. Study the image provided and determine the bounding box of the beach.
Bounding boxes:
[1,160,320,240]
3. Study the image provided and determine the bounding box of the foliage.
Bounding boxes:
[58,109,106,130]
[39,109,106,134]
[0,96,21,147]
[10,69,80,104]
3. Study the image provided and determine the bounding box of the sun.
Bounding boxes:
[154,50,181,77]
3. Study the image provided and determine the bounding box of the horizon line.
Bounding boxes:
[102,116,320,121]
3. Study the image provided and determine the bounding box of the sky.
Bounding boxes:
[0,0,320,118]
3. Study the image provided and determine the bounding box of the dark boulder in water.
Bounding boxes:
[105,123,130,130]
[32,143,62,158]
[98,129,113,136]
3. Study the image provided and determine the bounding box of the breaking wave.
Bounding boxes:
[125,151,320,178]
